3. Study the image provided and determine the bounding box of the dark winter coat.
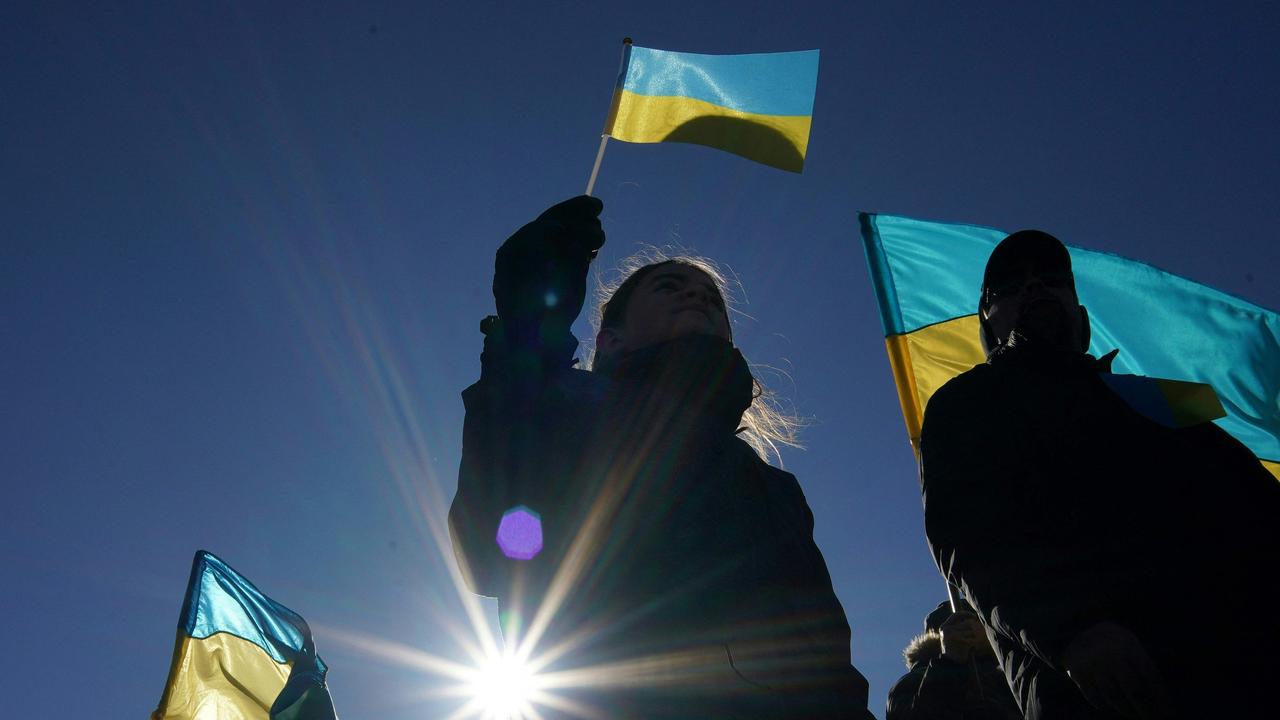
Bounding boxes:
[886,631,1022,720]
[919,339,1280,719]
[450,321,872,719]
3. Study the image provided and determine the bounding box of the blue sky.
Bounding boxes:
[3,2,1277,717]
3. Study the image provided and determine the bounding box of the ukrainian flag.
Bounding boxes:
[859,212,1280,480]
[604,44,819,172]
[153,551,337,720]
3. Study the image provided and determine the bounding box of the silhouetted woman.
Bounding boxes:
[449,196,873,719]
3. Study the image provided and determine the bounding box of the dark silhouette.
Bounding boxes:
[450,197,872,718]
[920,231,1280,719]
[887,601,1022,720]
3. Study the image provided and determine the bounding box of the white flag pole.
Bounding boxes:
[585,37,632,196]
[585,135,609,196]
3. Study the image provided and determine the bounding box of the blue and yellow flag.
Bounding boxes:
[859,212,1280,480]
[604,44,819,172]
[153,551,337,720]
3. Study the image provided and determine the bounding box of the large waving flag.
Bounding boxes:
[153,551,337,720]
[859,212,1280,480]
[603,43,819,172]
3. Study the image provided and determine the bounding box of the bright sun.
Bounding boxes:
[469,651,537,719]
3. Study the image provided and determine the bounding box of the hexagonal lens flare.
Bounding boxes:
[496,506,543,560]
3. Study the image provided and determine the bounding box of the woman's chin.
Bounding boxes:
[668,314,728,341]
[669,327,729,344]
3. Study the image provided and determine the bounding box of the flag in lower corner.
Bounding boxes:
[152,550,338,720]
[603,44,820,172]
[858,211,1280,480]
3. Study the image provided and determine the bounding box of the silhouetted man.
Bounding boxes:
[886,600,1021,720]
[919,231,1280,719]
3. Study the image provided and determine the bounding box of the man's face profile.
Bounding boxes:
[984,259,1084,352]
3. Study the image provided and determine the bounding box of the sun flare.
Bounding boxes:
[468,650,539,719]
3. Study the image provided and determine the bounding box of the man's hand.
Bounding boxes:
[939,611,988,662]
[1062,621,1174,719]
[493,196,605,340]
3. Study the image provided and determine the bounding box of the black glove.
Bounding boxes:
[492,196,605,349]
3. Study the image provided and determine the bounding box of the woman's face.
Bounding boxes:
[603,264,731,355]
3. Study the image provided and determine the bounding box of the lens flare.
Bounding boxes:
[497,506,543,560]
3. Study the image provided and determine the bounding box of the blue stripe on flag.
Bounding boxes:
[622,46,819,116]
[859,214,905,335]
[182,551,312,665]
[861,213,1004,335]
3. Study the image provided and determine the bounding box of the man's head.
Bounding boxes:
[923,600,995,662]
[979,230,1090,355]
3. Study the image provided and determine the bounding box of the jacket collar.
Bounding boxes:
[987,331,1117,373]
[608,335,754,439]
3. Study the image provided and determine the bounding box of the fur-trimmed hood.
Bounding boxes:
[903,629,942,669]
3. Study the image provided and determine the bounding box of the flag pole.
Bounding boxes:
[585,135,609,196]
[585,37,633,196]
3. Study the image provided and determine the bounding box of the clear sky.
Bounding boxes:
[3,2,1278,718]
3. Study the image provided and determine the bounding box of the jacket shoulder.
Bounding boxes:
[922,363,998,430]
[740,441,805,495]
[932,362,997,402]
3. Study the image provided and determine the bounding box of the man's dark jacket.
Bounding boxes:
[886,630,1022,720]
[920,340,1280,719]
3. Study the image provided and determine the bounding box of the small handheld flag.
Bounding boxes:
[152,551,338,720]
[586,40,820,192]
[859,212,1280,480]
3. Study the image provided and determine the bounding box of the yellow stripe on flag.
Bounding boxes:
[153,632,292,720]
[886,315,988,450]
[1155,378,1226,426]
[608,89,812,172]
[1263,460,1280,481]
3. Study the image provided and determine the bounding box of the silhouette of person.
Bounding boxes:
[887,600,1021,720]
[450,196,874,718]
[919,230,1280,719]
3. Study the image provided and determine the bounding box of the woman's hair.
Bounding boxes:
[587,248,804,465]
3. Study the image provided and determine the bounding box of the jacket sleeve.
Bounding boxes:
[1009,650,1106,720]
[919,372,1112,670]
[448,210,598,598]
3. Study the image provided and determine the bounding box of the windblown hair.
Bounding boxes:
[586,248,805,465]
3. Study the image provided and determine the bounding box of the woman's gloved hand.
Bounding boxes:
[493,196,605,343]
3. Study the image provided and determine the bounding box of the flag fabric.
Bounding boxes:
[603,44,819,172]
[859,212,1280,480]
[153,551,337,720]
